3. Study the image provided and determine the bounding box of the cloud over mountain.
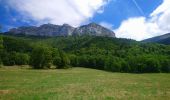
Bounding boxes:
[7,0,109,26]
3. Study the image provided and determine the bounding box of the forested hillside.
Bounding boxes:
[0,34,170,73]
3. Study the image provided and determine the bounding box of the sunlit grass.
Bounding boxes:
[0,66,170,100]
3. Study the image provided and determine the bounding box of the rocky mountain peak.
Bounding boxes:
[9,23,115,37]
[72,23,115,37]
[62,24,72,27]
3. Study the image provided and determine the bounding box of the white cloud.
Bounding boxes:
[7,0,109,26]
[114,0,170,41]
[151,0,170,16]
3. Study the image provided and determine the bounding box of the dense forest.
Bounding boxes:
[0,34,170,73]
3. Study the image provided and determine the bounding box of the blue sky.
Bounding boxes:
[0,0,170,40]
[92,0,162,29]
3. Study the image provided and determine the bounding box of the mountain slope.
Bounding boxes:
[8,23,115,37]
[142,33,170,44]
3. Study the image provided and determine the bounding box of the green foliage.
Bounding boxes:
[0,36,3,67]
[1,51,15,66]
[0,51,30,66]
[53,49,70,69]
[127,55,161,73]
[70,55,105,70]
[14,52,30,65]
[0,57,2,67]
[160,59,170,73]
[30,46,52,69]
[0,35,170,73]
[104,56,122,72]
[0,36,3,49]
[3,36,32,52]
[69,54,78,67]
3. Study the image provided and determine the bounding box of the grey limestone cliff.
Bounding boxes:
[9,23,115,37]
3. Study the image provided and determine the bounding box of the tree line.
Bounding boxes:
[0,35,170,73]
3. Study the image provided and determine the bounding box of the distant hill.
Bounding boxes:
[7,23,115,37]
[142,33,170,45]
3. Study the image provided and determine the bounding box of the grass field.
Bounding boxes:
[0,66,170,100]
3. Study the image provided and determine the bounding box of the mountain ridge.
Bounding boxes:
[142,33,170,45]
[8,23,115,37]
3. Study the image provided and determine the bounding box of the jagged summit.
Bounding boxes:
[9,23,115,37]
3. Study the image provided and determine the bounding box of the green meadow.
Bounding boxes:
[0,66,170,100]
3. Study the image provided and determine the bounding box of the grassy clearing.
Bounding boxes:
[0,66,170,100]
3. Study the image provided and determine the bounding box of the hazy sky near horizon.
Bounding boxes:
[0,0,170,40]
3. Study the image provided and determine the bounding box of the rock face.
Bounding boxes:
[73,23,115,37]
[9,23,115,37]
[9,24,74,36]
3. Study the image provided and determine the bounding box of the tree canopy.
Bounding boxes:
[0,35,170,73]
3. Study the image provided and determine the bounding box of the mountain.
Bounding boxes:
[73,23,115,37]
[8,23,115,37]
[142,33,170,45]
[9,24,75,36]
